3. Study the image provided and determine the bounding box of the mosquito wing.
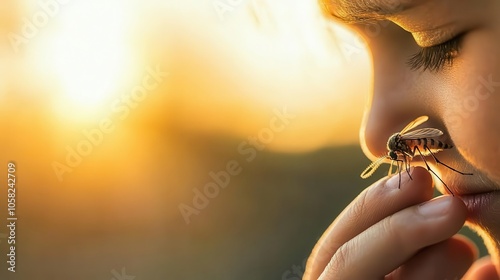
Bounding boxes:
[361,156,389,179]
[399,116,429,135]
[400,128,443,139]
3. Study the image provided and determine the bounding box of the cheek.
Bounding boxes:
[443,29,500,182]
[444,86,500,182]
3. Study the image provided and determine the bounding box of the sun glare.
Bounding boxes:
[40,0,138,121]
[24,0,369,149]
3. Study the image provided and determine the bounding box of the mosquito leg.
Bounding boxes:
[413,146,454,196]
[388,160,401,188]
[398,159,401,189]
[424,146,473,175]
[403,155,413,180]
[388,159,405,189]
[392,159,404,189]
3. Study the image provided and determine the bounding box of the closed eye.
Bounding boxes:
[407,36,462,72]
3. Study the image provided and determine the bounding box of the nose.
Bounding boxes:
[360,70,445,160]
[358,30,439,160]
[361,100,418,160]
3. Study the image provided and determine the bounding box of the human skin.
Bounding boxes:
[304,0,500,279]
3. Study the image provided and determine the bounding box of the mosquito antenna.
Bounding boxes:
[361,156,388,179]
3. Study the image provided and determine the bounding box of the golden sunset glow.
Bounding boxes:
[0,1,373,278]
[7,0,371,147]
[144,0,372,151]
[35,1,139,120]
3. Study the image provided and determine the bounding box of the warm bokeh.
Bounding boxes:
[10,0,371,150]
[0,0,412,279]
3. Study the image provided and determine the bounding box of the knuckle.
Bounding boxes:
[381,214,407,252]
[350,189,369,220]
[326,239,359,278]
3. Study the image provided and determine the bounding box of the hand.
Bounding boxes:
[303,166,498,279]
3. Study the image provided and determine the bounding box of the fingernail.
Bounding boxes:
[386,167,413,189]
[418,196,453,217]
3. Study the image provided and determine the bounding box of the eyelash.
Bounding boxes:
[407,36,462,72]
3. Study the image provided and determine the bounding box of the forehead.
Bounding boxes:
[320,0,418,22]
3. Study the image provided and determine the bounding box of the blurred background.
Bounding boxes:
[0,0,486,279]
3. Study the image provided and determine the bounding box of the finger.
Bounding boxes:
[389,234,478,280]
[463,256,500,280]
[319,195,467,280]
[305,166,434,280]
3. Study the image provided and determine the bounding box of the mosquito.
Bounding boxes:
[360,116,473,195]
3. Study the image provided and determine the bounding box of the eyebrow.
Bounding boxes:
[320,0,408,23]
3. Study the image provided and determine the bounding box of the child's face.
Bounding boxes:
[324,0,500,268]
